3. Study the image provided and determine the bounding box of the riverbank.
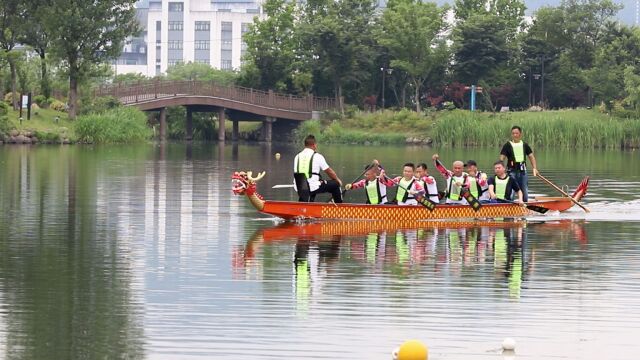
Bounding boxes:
[0,108,74,144]
[298,109,640,148]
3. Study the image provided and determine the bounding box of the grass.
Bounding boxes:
[432,109,640,148]
[6,107,75,140]
[75,107,152,144]
[298,108,640,148]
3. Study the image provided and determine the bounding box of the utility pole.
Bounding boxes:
[540,55,545,108]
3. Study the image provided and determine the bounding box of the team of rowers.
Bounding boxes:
[293,125,538,206]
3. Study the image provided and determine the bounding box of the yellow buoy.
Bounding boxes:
[275,152,281,160]
[397,340,428,360]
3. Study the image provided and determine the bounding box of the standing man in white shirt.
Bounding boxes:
[293,135,344,203]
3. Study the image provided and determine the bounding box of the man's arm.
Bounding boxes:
[324,168,342,187]
[488,184,497,199]
[432,154,451,179]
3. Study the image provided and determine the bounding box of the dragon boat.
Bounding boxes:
[231,171,590,221]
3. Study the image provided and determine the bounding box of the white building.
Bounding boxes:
[115,0,265,77]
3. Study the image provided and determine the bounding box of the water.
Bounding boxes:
[0,143,639,359]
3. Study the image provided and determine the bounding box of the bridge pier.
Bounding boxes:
[185,108,193,141]
[262,117,276,143]
[232,120,239,142]
[159,107,167,142]
[218,108,226,142]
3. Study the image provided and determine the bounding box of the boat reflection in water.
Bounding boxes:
[234,219,587,309]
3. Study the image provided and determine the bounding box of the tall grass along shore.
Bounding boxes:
[298,109,640,148]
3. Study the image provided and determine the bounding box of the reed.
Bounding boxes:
[75,107,152,144]
[432,110,640,148]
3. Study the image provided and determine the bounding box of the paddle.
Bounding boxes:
[497,199,549,214]
[536,173,590,213]
[272,184,295,189]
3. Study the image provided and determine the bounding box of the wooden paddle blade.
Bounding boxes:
[418,198,436,212]
[461,190,482,212]
[526,204,549,214]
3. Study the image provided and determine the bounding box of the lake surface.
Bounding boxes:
[0,143,639,359]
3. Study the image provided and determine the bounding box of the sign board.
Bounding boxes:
[21,95,29,109]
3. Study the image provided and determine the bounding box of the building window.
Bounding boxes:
[168,2,183,12]
[221,21,232,50]
[150,2,162,11]
[195,21,210,31]
[168,21,183,31]
[168,40,183,50]
[195,59,210,65]
[156,21,161,31]
[221,59,232,70]
[168,59,183,66]
[246,8,260,14]
[156,65,161,75]
[195,40,210,50]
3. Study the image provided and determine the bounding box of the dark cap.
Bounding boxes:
[464,160,477,167]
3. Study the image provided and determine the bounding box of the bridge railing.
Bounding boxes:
[94,80,338,112]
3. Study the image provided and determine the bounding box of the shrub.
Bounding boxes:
[4,92,14,104]
[33,95,53,108]
[50,100,67,112]
[0,101,8,116]
[75,107,152,143]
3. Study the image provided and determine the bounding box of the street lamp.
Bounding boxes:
[381,67,393,109]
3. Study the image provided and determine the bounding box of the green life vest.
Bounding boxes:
[510,141,525,163]
[296,151,318,179]
[396,178,415,203]
[365,180,384,205]
[494,176,510,200]
[468,176,479,198]
[447,175,467,200]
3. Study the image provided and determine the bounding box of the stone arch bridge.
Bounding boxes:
[94,80,338,142]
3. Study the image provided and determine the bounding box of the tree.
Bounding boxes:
[165,62,237,85]
[240,0,298,92]
[45,0,139,119]
[452,14,510,85]
[0,0,23,110]
[300,0,378,112]
[624,66,640,111]
[19,0,53,99]
[455,0,525,34]
[378,0,449,112]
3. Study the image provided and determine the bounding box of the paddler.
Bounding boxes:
[415,163,439,203]
[464,160,490,203]
[432,154,468,204]
[344,162,389,205]
[488,161,524,203]
[499,125,539,202]
[379,163,424,206]
[293,134,343,203]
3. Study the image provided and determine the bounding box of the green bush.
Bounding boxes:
[50,99,67,112]
[0,101,8,116]
[33,95,53,108]
[75,107,152,144]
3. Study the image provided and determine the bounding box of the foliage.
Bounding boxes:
[79,95,121,115]
[75,107,151,143]
[44,0,140,118]
[624,66,640,111]
[0,102,9,137]
[239,0,298,92]
[50,99,66,112]
[165,62,237,85]
[378,0,449,112]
